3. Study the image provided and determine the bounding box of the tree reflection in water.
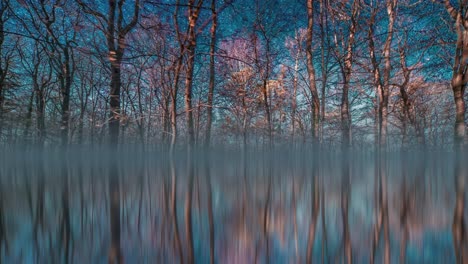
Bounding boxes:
[0,147,464,263]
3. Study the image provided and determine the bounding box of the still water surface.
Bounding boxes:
[0,147,464,263]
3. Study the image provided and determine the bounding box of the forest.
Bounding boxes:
[0,0,464,148]
[0,0,467,263]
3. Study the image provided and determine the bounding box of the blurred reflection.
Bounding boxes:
[0,147,465,263]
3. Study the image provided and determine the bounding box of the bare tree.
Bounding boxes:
[204,0,218,147]
[443,1,468,263]
[444,0,467,147]
[319,0,331,143]
[185,0,204,146]
[77,0,140,144]
[339,0,359,148]
[367,0,397,148]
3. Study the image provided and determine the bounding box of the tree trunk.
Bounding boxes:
[292,46,299,143]
[398,45,411,147]
[24,91,35,142]
[60,48,72,146]
[306,0,321,143]
[444,3,468,262]
[205,0,217,146]
[261,78,272,144]
[185,47,196,146]
[35,87,46,146]
[340,0,359,147]
[368,11,382,147]
[171,55,182,151]
[319,0,329,143]
[109,57,122,145]
[380,0,397,148]
[185,0,203,146]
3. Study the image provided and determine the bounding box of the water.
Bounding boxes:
[0,146,464,263]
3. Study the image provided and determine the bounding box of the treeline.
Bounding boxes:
[0,0,465,148]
